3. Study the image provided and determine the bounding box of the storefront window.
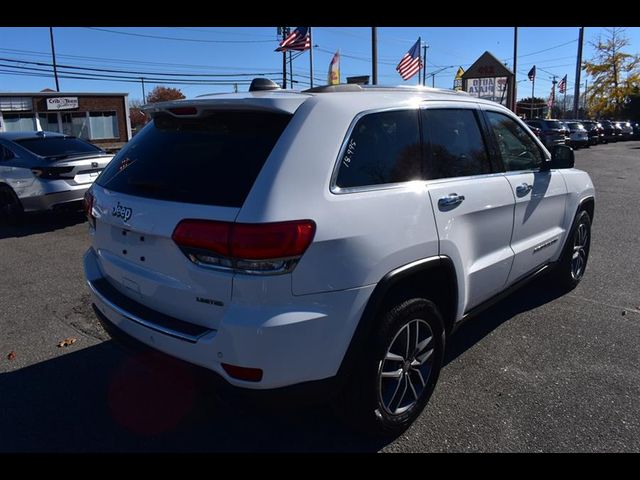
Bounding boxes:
[3,113,37,131]
[38,113,60,133]
[61,113,90,139]
[89,111,118,139]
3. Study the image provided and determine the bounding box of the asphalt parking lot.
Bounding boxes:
[1,141,639,452]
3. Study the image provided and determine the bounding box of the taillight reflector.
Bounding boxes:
[221,363,263,382]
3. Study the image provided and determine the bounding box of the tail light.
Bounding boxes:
[83,190,96,229]
[172,219,316,275]
[31,166,74,179]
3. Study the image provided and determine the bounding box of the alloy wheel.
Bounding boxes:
[377,319,435,416]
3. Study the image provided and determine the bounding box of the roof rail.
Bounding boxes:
[303,84,363,93]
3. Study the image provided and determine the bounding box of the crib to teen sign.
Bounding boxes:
[46,97,79,110]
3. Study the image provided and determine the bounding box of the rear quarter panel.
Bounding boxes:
[237,95,440,296]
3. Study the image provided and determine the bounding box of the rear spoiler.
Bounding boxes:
[141,96,309,118]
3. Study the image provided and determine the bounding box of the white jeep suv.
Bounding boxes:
[83,81,595,436]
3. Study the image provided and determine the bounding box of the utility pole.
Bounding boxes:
[573,27,584,119]
[309,27,314,88]
[372,27,378,85]
[432,74,435,88]
[531,70,536,119]
[512,27,518,112]
[49,27,60,92]
[140,77,146,102]
[422,45,428,86]
[551,75,557,117]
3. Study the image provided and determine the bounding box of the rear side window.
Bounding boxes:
[421,109,491,179]
[15,137,101,159]
[97,111,291,208]
[335,109,421,189]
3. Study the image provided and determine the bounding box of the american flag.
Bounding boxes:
[275,27,311,52]
[396,38,422,81]
[558,75,567,94]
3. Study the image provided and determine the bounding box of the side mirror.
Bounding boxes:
[548,144,575,169]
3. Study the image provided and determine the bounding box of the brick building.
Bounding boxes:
[0,91,131,151]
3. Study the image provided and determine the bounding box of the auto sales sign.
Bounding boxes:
[46,97,79,110]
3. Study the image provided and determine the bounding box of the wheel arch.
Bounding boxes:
[335,255,458,385]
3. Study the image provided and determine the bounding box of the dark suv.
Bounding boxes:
[525,119,567,149]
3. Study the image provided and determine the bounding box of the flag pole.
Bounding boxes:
[422,44,428,87]
[309,27,314,88]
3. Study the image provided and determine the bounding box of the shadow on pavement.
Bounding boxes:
[0,272,564,452]
[445,272,564,365]
[0,340,384,452]
[0,209,86,240]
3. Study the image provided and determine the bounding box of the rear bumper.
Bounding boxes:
[84,247,374,390]
[93,303,341,405]
[19,180,89,212]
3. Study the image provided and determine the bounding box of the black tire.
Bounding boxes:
[551,209,591,291]
[334,298,445,437]
[0,185,24,226]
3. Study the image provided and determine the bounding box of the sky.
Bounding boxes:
[0,27,638,102]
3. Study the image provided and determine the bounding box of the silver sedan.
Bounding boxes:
[0,131,113,224]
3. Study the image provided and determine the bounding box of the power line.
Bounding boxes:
[0,56,279,78]
[85,27,277,44]
[0,64,277,86]
[0,47,277,73]
[517,39,578,59]
[0,69,266,86]
[170,27,275,39]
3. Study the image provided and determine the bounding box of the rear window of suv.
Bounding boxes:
[542,121,564,130]
[96,111,292,208]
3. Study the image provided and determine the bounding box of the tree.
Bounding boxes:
[516,97,547,119]
[584,27,640,119]
[145,86,186,104]
[128,99,148,131]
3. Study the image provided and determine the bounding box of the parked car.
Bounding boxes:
[633,121,640,139]
[565,122,590,149]
[525,119,568,149]
[617,121,634,140]
[528,125,542,139]
[578,120,603,145]
[84,81,595,436]
[599,120,619,142]
[0,131,113,225]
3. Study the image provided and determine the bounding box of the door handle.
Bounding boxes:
[438,193,465,208]
[516,183,533,195]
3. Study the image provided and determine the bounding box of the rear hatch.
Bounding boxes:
[90,107,295,330]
